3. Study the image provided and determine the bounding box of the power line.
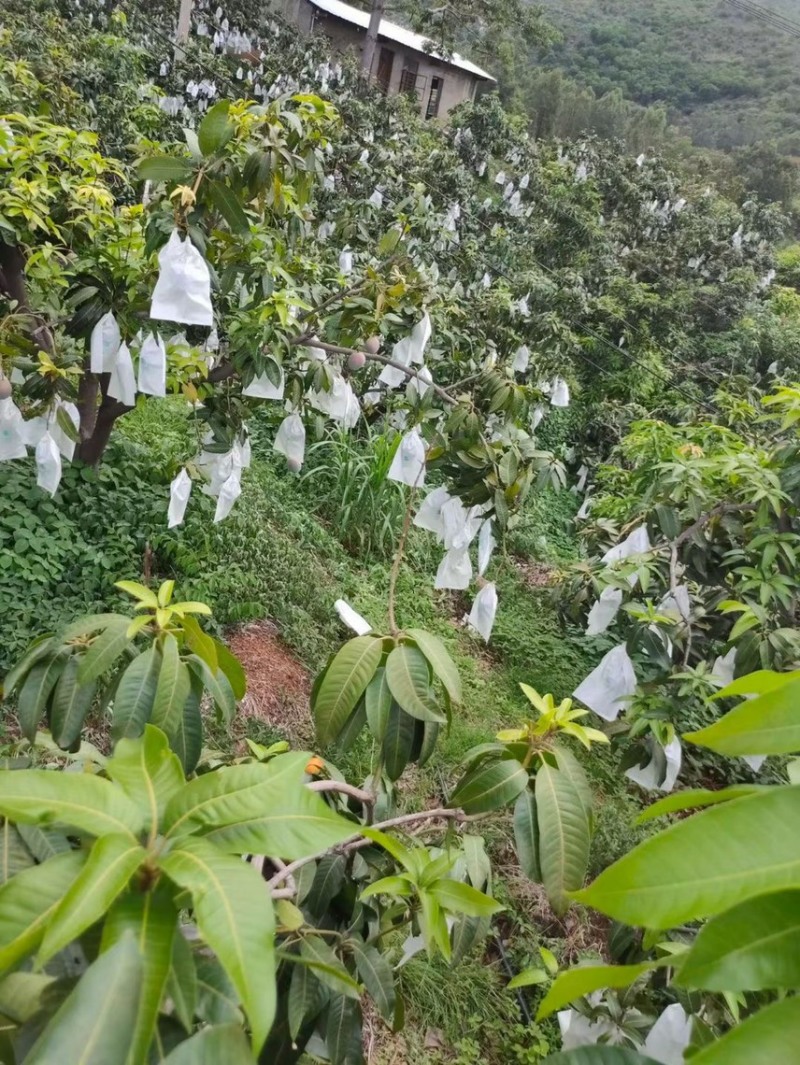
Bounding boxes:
[723,0,800,40]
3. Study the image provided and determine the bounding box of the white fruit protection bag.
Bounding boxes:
[150,230,213,326]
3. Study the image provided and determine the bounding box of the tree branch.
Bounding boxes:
[307,779,375,805]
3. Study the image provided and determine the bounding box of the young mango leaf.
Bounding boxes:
[326,994,362,1065]
[678,889,800,991]
[159,836,276,1053]
[429,879,503,919]
[0,850,86,971]
[37,833,146,964]
[537,960,669,1019]
[365,667,391,741]
[24,934,143,1065]
[687,676,800,755]
[689,996,800,1064]
[167,930,197,1033]
[288,962,327,1042]
[508,968,548,989]
[213,639,247,700]
[111,646,162,741]
[350,939,395,1022]
[101,886,177,1065]
[181,616,218,672]
[535,763,591,916]
[576,787,800,929]
[162,1022,255,1064]
[403,628,462,705]
[449,759,528,815]
[77,616,132,684]
[105,725,184,825]
[150,634,190,737]
[382,701,416,781]
[514,789,541,881]
[49,656,97,750]
[312,636,383,746]
[384,645,446,723]
[0,769,143,837]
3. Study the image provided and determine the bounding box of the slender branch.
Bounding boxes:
[388,486,418,636]
[307,779,375,805]
[266,807,475,894]
[297,277,370,324]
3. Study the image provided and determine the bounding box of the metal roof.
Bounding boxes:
[307,0,497,82]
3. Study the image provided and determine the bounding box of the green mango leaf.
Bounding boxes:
[0,821,34,883]
[207,180,250,234]
[164,753,351,858]
[508,968,548,989]
[417,720,440,767]
[160,836,275,1053]
[101,886,177,1065]
[636,785,768,823]
[449,758,528,815]
[288,962,326,1041]
[690,996,800,1064]
[195,955,242,1025]
[2,634,56,699]
[150,634,190,737]
[359,874,414,900]
[382,701,416,781]
[17,650,69,742]
[385,645,446,723]
[350,939,395,1022]
[181,616,218,672]
[112,646,162,741]
[137,155,194,184]
[576,787,800,929]
[553,746,594,827]
[0,971,55,1023]
[162,1023,255,1064]
[185,654,236,724]
[429,879,503,918]
[546,1050,662,1064]
[171,668,203,774]
[16,823,70,863]
[49,655,97,750]
[77,616,132,684]
[299,935,361,999]
[514,789,541,881]
[0,768,143,837]
[213,640,247,700]
[304,854,346,917]
[678,889,800,990]
[25,934,143,1065]
[312,636,383,746]
[365,667,391,741]
[336,699,367,752]
[537,960,668,1019]
[535,763,591,916]
[197,100,235,156]
[38,833,146,964]
[167,930,197,1033]
[326,994,362,1065]
[404,629,462,705]
[106,725,184,826]
[713,670,800,699]
[687,676,800,755]
[0,850,85,971]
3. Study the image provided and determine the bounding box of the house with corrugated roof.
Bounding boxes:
[273,0,496,119]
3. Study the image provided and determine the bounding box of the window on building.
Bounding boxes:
[425,76,443,120]
[376,47,395,93]
[399,58,420,97]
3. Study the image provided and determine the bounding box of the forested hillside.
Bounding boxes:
[535,0,800,152]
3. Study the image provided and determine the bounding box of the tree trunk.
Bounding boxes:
[75,384,131,466]
[361,0,385,76]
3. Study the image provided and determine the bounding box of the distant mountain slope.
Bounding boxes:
[534,0,800,151]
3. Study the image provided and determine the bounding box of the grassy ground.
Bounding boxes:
[0,402,638,1063]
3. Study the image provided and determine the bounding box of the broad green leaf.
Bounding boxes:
[213,640,247,700]
[350,940,395,1021]
[275,898,305,931]
[160,836,275,1053]
[449,759,528,815]
[451,914,491,965]
[0,769,143,837]
[690,996,800,1064]
[687,677,800,755]
[312,636,383,746]
[382,701,416,781]
[288,962,326,1041]
[101,886,177,1065]
[299,936,361,999]
[636,785,767,823]
[0,850,85,971]
[678,889,800,991]
[16,822,70,862]
[150,634,190,737]
[185,655,236,724]
[0,971,55,1023]
[536,763,591,916]
[1,634,56,698]
[576,787,800,929]
[336,699,367,752]
[305,854,346,917]
[78,616,132,683]
[326,994,362,1065]
[25,934,143,1065]
[171,668,203,773]
[713,670,800,699]
[60,613,126,641]
[537,960,668,1019]
[50,655,97,749]
[404,629,462,705]
[359,874,414,900]
[553,746,594,828]
[162,1023,255,1064]
[197,100,235,156]
[429,879,503,918]
[112,646,162,741]
[384,645,445,723]
[195,955,242,1025]
[116,582,159,607]
[514,789,541,881]
[417,720,440,767]
[17,650,69,741]
[207,180,250,234]
[106,725,184,826]
[164,753,351,858]
[167,930,197,1033]
[181,616,218,672]
[463,833,491,891]
[38,833,146,964]
[365,667,391,741]
[546,1050,662,1065]
[508,968,548,989]
[0,821,33,883]
[137,155,194,184]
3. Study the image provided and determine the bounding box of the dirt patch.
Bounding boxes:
[514,558,558,589]
[226,621,314,746]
